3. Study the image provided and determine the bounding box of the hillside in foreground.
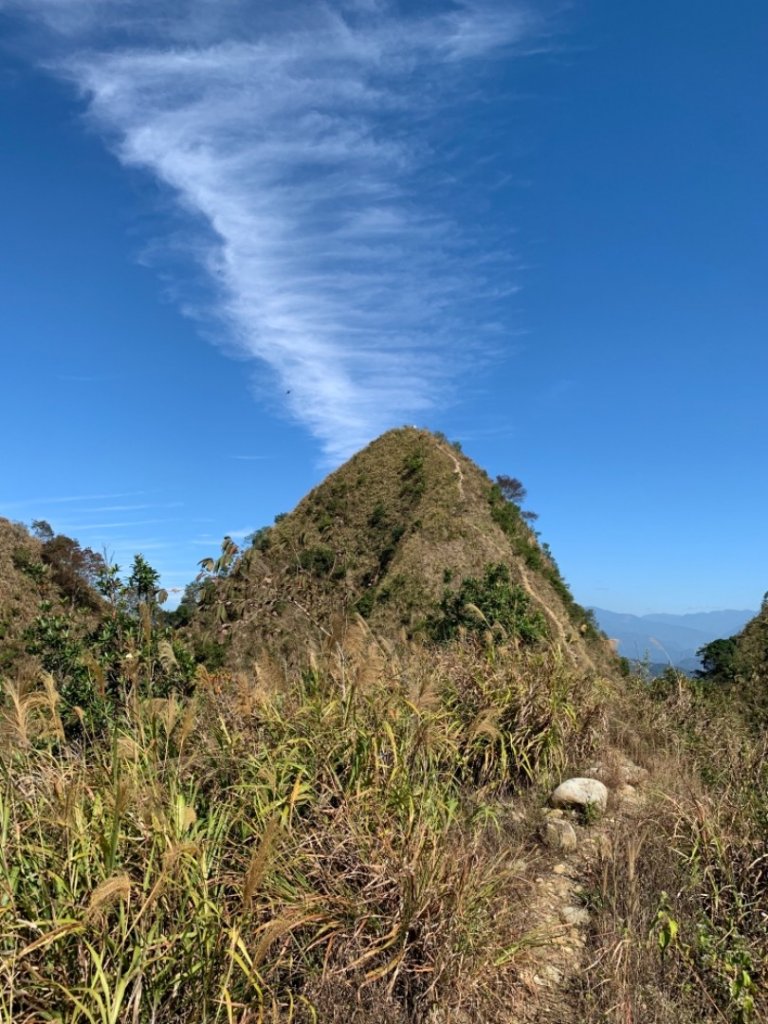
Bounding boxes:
[1,432,767,1023]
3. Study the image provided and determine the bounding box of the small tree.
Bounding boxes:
[495,475,539,523]
[697,637,738,681]
[95,561,123,612]
[31,519,54,542]
[33,531,106,609]
[128,554,161,602]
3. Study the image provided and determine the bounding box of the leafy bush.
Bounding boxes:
[25,605,107,735]
[429,563,548,644]
[298,545,335,576]
[697,637,739,680]
[367,502,387,529]
[22,555,196,737]
[11,545,44,579]
[402,451,425,476]
[248,526,273,551]
[355,588,376,618]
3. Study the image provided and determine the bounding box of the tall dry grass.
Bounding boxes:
[0,631,606,1023]
[576,673,768,1024]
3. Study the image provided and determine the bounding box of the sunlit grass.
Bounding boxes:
[0,633,604,1022]
[576,674,768,1023]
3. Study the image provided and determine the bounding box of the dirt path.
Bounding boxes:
[437,443,465,502]
[517,562,569,649]
[436,441,598,675]
[506,757,649,1022]
[516,562,598,675]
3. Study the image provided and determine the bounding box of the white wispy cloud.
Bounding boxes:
[55,519,180,530]
[225,527,255,540]
[0,491,145,510]
[7,0,541,461]
[79,502,183,512]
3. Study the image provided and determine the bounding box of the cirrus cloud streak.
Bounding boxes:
[6,0,540,460]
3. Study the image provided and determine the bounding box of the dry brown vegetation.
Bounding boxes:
[575,675,768,1023]
[1,432,766,1022]
[0,627,610,1023]
[3,629,765,1022]
[0,518,47,676]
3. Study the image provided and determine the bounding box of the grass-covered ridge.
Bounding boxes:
[181,428,610,672]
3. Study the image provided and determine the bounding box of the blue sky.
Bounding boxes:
[1,0,766,615]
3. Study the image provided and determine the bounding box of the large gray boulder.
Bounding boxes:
[550,777,609,814]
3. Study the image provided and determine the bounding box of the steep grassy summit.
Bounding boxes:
[186,428,607,670]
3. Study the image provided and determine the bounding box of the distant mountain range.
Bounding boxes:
[592,608,756,671]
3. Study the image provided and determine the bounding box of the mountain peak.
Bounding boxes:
[186,428,609,671]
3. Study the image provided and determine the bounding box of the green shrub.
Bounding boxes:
[25,607,107,735]
[402,451,425,476]
[248,526,273,552]
[429,563,549,644]
[355,589,377,618]
[368,503,387,529]
[298,546,335,576]
[11,546,47,585]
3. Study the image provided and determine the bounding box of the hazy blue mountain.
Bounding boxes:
[639,610,758,635]
[592,608,756,669]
